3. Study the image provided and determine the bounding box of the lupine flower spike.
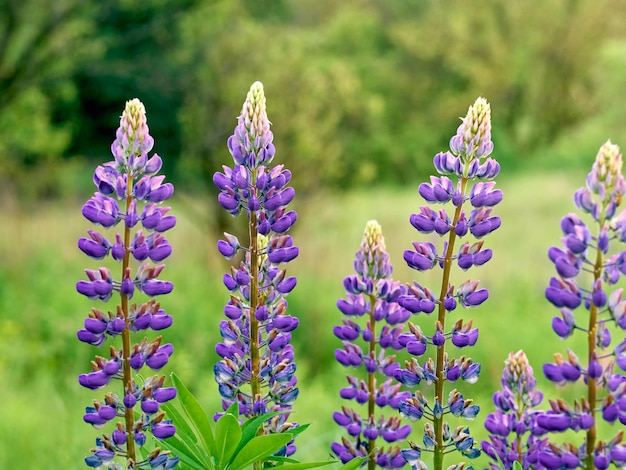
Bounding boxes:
[76,99,178,469]
[395,97,501,470]
[213,82,300,459]
[481,350,544,469]
[541,140,626,469]
[332,220,412,469]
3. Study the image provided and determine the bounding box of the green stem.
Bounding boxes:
[515,394,523,465]
[367,293,377,470]
[249,184,263,470]
[249,210,261,403]
[585,217,604,469]
[433,176,468,470]
[122,173,136,466]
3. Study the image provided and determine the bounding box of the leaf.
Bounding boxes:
[238,411,284,455]
[228,433,293,470]
[135,444,149,462]
[161,400,198,444]
[171,373,218,458]
[512,462,523,470]
[158,432,212,470]
[268,461,336,469]
[260,455,300,465]
[224,401,239,418]
[240,411,283,435]
[214,412,242,468]
[285,423,309,438]
[335,457,367,470]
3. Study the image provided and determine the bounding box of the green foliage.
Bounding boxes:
[3,0,626,204]
[159,373,337,470]
[0,0,101,200]
[174,0,626,194]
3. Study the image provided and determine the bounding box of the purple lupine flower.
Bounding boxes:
[542,140,626,469]
[395,98,500,470]
[332,220,412,468]
[76,99,177,469]
[213,82,300,454]
[481,350,545,469]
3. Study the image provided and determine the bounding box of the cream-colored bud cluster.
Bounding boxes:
[360,219,392,279]
[586,140,626,204]
[242,81,270,139]
[595,140,623,187]
[505,349,531,380]
[362,219,386,259]
[124,98,146,124]
[451,96,494,165]
[464,97,491,145]
[122,98,148,141]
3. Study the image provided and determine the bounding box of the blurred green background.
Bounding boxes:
[1,0,626,467]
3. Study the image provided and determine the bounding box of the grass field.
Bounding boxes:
[0,170,618,468]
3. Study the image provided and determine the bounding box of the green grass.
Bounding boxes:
[0,171,619,468]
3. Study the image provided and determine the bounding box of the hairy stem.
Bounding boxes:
[122,172,136,465]
[367,293,377,470]
[433,176,468,470]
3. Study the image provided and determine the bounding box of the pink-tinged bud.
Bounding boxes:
[587,140,626,202]
[449,97,493,164]
[115,99,154,165]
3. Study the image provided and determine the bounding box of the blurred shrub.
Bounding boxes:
[175,0,626,195]
[0,0,102,202]
[2,0,626,203]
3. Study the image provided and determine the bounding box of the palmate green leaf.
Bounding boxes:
[284,423,309,438]
[136,443,150,462]
[268,460,336,469]
[238,414,308,457]
[224,401,240,418]
[171,373,218,458]
[335,457,367,470]
[158,433,210,470]
[215,413,242,468]
[261,455,300,465]
[228,433,293,470]
[161,400,198,444]
[238,411,284,454]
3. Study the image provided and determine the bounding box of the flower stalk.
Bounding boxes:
[76,99,178,469]
[213,82,301,461]
[121,175,137,462]
[541,140,626,469]
[396,97,501,470]
[481,350,544,469]
[432,175,469,469]
[332,220,412,468]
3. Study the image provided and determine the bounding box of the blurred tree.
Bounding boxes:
[0,0,101,201]
[175,0,415,197]
[2,0,626,206]
[176,0,626,199]
[71,0,199,173]
[389,0,626,169]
